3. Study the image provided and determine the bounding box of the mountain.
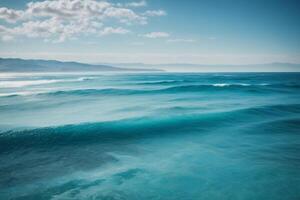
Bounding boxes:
[1,58,299,72]
[0,58,162,72]
[106,62,300,72]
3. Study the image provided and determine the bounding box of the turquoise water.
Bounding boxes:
[0,72,300,200]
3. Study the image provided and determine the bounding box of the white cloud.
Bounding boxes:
[0,7,24,23]
[14,18,61,38]
[25,0,111,19]
[99,27,130,36]
[103,7,146,24]
[0,0,165,42]
[142,32,170,38]
[8,17,91,42]
[24,0,147,24]
[125,0,147,7]
[167,38,196,43]
[143,10,166,17]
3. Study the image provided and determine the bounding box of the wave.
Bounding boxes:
[0,80,64,88]
[0,77,95,88]
[1,103,299,152]
[159,84,265,93]
[0,91,40,97]
[161,83,300,92]
[137,80,190,85]
[137,80,251,86]
[212,83,250,87]
[136,80,300,89]
[246,117,300,135]
[48,88,140,96]
[43,84,262,96]
[77,77,97,81]
[1,82,298,98]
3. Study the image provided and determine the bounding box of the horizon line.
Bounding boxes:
[1,57,300,66]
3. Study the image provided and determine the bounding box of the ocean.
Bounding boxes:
[0,72,299,200]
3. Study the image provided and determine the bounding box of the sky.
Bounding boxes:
[0,0,300,64]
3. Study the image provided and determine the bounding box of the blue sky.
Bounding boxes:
[0,0,299,64]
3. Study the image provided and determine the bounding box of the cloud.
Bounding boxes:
[7,17,93,42]
[0,7,24,23]
[125,0,147,7]
[141,32,170,38]
[25,0,110,19]
[15,20,56,38]
[24,0,146,24]
[143,10,166,17]
[103,7,147,24]
[0,0,164,42]
[167,38,196,43]
[99,27,130,36]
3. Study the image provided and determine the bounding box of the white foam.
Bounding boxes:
[239,83,251,86]
[0,80,66,88]
[212,83,251,87]
[0,77,92,88]
[213,83,230,87]
[259,83,270,86]
[77,77,96,81]
[0,91,40,97]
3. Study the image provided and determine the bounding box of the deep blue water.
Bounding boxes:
[0,72,299,200]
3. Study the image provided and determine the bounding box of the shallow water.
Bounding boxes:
[0,72,300,200]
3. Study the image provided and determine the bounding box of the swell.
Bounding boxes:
[2,83,294,98]
[1,82,299,98]
[1,103,299,152]
[0,76,95,89]
[136,80,192,85]
[246,117,300,135]
[67,83,297,95]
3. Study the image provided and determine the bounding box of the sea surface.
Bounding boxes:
[0,72,299,200]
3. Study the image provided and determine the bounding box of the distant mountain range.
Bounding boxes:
[0,58,162,72]
[0,58,299,72]
[105,62,300,72]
